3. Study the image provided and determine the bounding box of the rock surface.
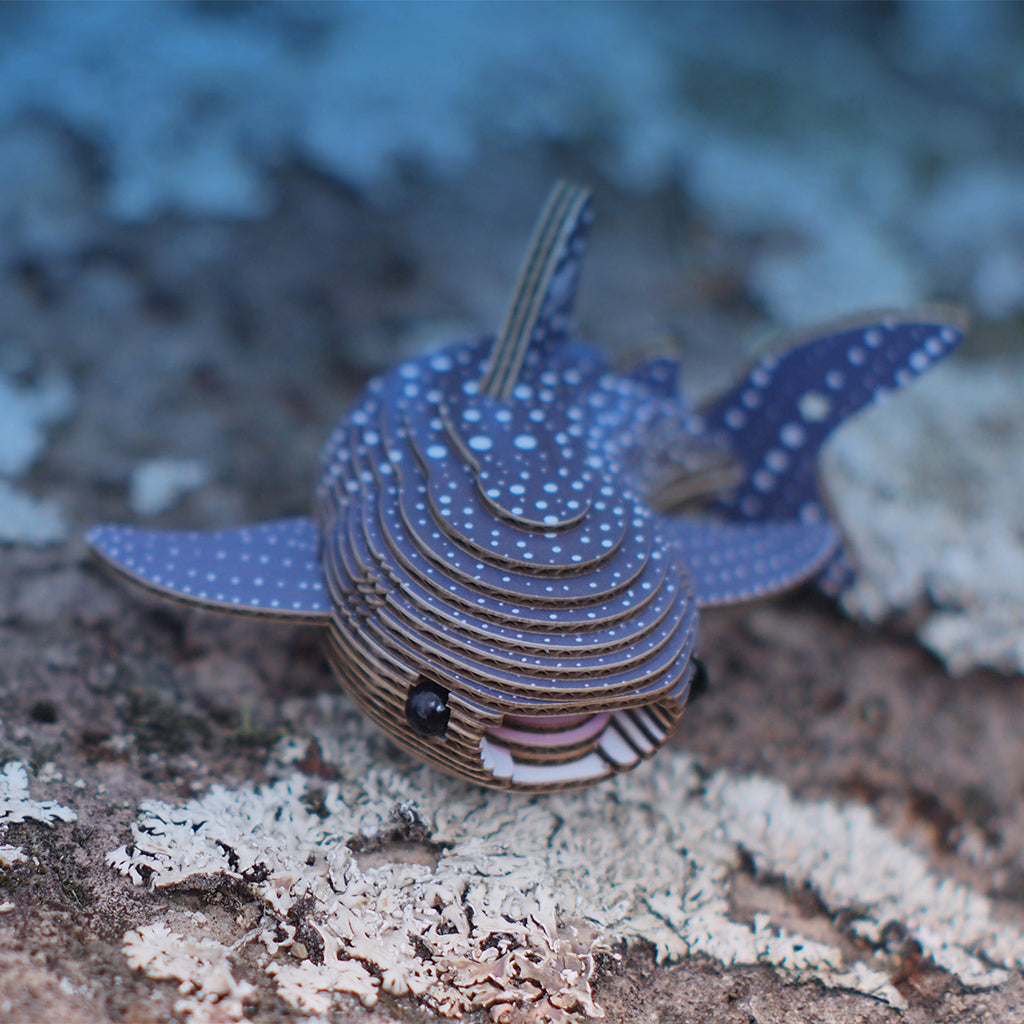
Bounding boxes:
[0,5,1023,1022]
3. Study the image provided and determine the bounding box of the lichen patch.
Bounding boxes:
[123,922,256,1023]
[824,358,1024,676]
[0,761,77,828]
[107,708,1024,1019]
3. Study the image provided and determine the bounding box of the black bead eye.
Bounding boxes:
[688,657,709,703]
[405,678,451,737]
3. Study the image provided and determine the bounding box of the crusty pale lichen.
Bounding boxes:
[825,358,1024,676]
[106,700,1024,1020]
[123,922,256,1023]
[0,761,77,828]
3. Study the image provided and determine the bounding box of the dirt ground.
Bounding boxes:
[1,155,1023,1023]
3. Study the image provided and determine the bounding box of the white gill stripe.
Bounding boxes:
[632,707,667,743]
[598,728,640,768]
[480,736,514,780]
[612,711,655,754]
[510,752,609,788]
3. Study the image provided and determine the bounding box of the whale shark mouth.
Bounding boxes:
[480,707,669,789]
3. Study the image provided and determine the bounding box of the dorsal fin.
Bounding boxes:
[479,180,594,400]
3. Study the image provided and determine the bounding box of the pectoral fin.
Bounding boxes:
[86,516,332,623]
[669,517,838,608]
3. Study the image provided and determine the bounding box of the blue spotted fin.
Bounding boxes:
[669,517,838,608]
[702,308,966,524]
[479,180,594,399]
[87,517,332,622]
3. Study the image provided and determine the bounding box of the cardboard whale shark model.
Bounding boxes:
[88,181,965,790]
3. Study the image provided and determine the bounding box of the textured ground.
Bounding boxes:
[1,156,1023,1023]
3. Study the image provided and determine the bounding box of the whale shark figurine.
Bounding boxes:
[88,181,964,790]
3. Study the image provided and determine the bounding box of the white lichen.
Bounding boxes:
[0,480,68,546]
[824,356,1024,675]
[266,958,379,1015]
[0,845,28,868]
[129,457,211,517]
[0,371,75,479]
[0,367,74,546]
[0,761,77,878]
[108,704,1024,1018]
[123,922,255,1023]
[0,761,77,827]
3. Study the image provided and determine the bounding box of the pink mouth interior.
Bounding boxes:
[480,707,668,788]
[488,712,611,748]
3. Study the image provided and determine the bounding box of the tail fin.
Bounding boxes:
[700,309,966,593]
[702,308,966,524]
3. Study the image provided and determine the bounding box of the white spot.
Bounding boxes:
[514,434,538,451]
[800,502,823,523]
[468,435,493,452]
[780,422,805,449]
[909,350,929,373]
[426,445,447,460]
[798,391,831,423]
[724,408,745,430]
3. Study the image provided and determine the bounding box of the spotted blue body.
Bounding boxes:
[88,182,965,790]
